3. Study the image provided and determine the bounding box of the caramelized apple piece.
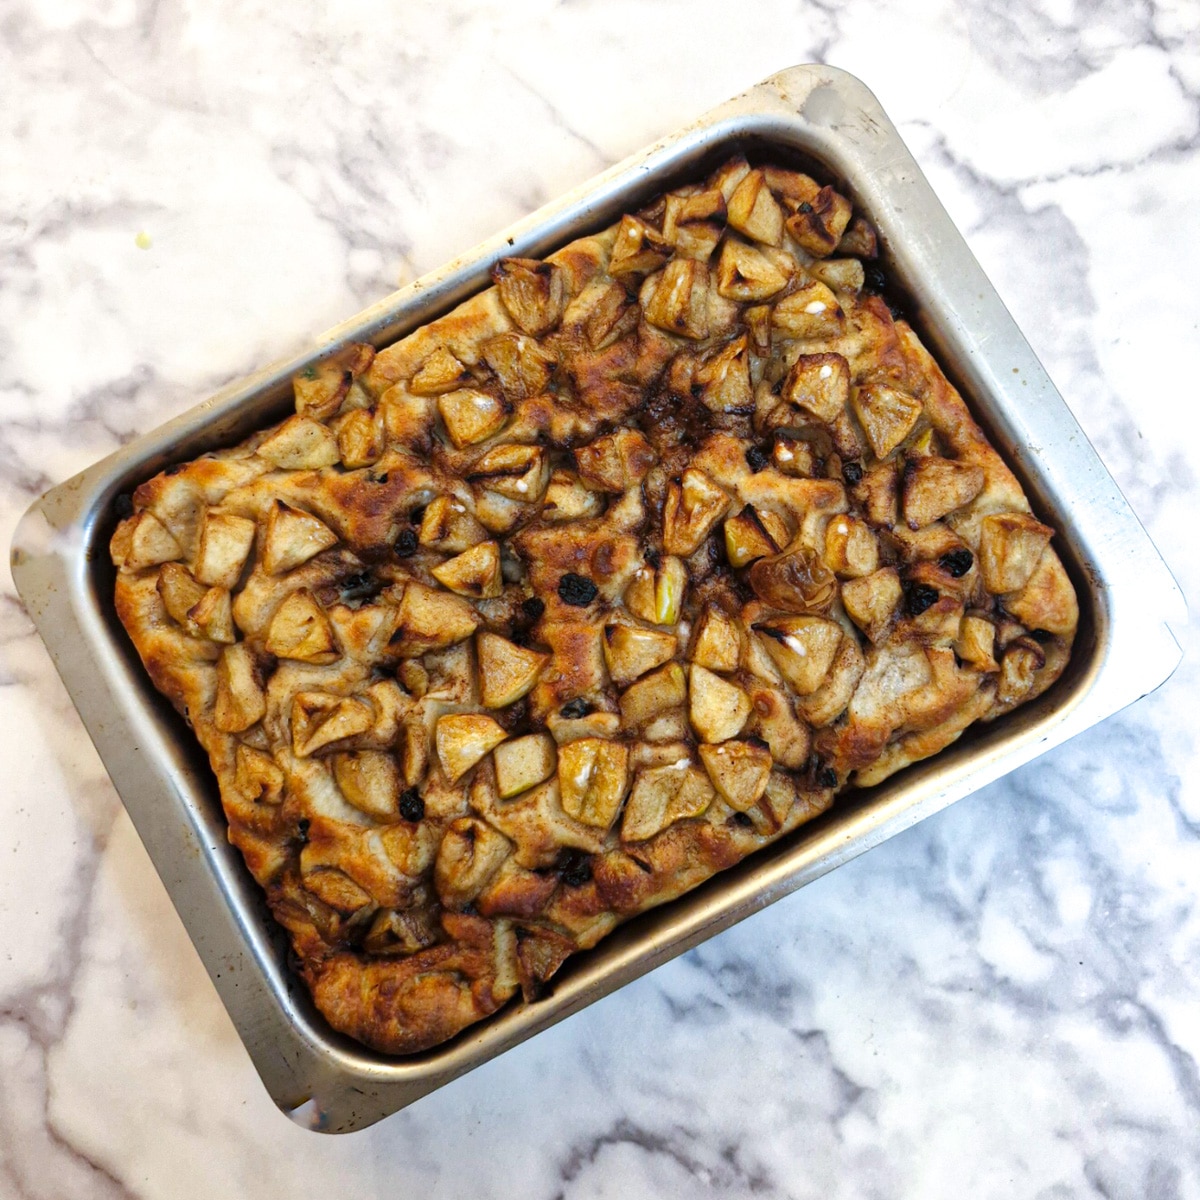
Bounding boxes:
[903,457,986,529]
[336,409,383,468]
[978,512,1054,593]
[688,665,752,743]
[698,740,772,811]
[727,170,784,246]
[431,541,503,599]
[644,259,710,341]
[689,607,742,673]
[333,750,401,820]
[840,567,902,644]
[437,388,509,448]
[214,643,266,733]
[492,257,567,336]
[480,333,556,399]
[194,510,257,587]
[575,429,656,493]
[621,761,714,842]
[477,632,549,708]
[603,623,678,687]
[265,589,338,662]
[435,714,508,782]
[662,468,732,556]
[753,617,843,695]
[257,415,340,470]
[852,384,923,460]
[558,738,631,830]
[771,282,844,339]
[781,353,850,423]
[494,733,557,799]
[624,556,688,626]
[410,346,472,396]
[823,515,879,578]
[608,215,672,279]
[389,582,480,657]
[715,239,788,302]
[261,501,336,576]
[418,495,488,553]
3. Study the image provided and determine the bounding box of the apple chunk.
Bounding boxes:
[435,714,508,783]
[603,623,678,687]
[558,738,631,830]
[698,740,772,812]
[688,665,752,743]
[494,733,557,799]
[477,632,549,709]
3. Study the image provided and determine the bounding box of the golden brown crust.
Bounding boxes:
[111,156,1077,1055]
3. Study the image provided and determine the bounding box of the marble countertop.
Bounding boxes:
[3,1,1199,1195]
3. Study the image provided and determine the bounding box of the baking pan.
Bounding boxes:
[10,64,1186,1132]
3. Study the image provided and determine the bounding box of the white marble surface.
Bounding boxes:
[3,0,1199,1194]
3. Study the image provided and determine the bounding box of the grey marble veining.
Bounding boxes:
[2,1,1198,1196]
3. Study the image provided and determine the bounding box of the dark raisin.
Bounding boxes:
[556,849,593,887]
[644,548,661,569]
[798,201,814,214]
[559,698,593,719]
[842,461,863,486]
[1029,628,1054,644]
[731,812,755,828]
[409,505,426,526]
[522,596,546,621]
[885,296,907,321]
[395,528,418,558]
[398,789,425,822]
[340,570,381,603]
[296,818,310,843]
[745,445,769,473]
[863,263,888,294]
[819,767,839,788]
[114,492,135,518]
[939,548,974,578]
[558,573,598,606]
[499,697,530,733]
[905,582,939,616]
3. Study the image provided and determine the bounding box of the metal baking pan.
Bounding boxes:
[10,63,1186,1132]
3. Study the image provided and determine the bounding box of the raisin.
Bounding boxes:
[939,548,974,578]
[745,445,769,473]
[819,767,839,788]
[556,849,593,887]
[863,263,887,294]
[395,529,418,558]
[1029,628,1054,644]
[559,698,593,719]
[798,201,814,214]
[905,582,939,616]
[644,547,661,569]
[372,472,389,484]
[114,493,135,518]
[521,596,546,622]
[730,812,755,828]
[398,789,425,822]
[409,505,426,526]
[296,818,310,843]
[842,461,863,486]
[558,573,598,606]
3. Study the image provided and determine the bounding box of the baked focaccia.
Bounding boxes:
[111,157,1078,1054]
